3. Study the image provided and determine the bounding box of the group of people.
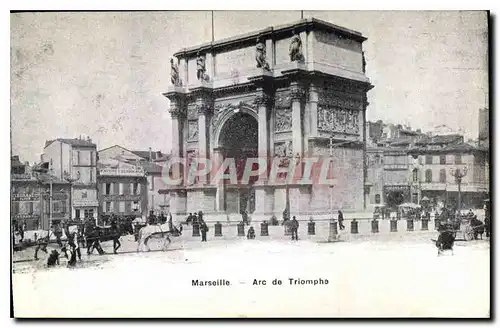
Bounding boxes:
[185,211,209,242]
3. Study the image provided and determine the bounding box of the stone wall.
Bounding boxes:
[313,30,363,73]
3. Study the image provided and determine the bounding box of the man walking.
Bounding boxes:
[291,216,299,241]
[200,219,209,242]
[338,210,345,230]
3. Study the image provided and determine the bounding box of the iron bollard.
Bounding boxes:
[307,219,315,235]
[371,219,379,233]
[407,218,414,231]
[390,219,398,232]
[237,222,245,236]
[329,220,338,239]
[351,219,359,234]
[260,221,269,236]
[421,219,429,231]
[192,223,200,237]
[214,222,222,237]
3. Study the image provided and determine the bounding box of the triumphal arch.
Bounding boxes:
[163,18,373,221]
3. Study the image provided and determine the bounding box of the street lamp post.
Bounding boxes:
[450,167,468,212]
[328,135,337,242]
[64,172,79,222]
[327,137,353,242]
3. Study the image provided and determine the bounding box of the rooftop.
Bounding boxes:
[131,150,167,162]
[45,138,97,148]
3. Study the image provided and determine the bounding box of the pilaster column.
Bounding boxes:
[197,102,212,184]
[213,149,225,212]
[254,91,272,162]
[309,84,319,137]
[254,90,272,215]
[290,82,305,158]
[168,98,185,181]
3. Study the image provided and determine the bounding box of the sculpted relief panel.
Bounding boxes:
[187,104,198,120]
[187,120,199,142]
[275,108,292,133]
[318,105,360,135]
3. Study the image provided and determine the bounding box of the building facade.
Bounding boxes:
[409,142,489,210]
[97,159,148,223]
[365,126,489,210]
[42,137,98,221]
[98,145,170,215]
[11,156,71,230]
[164,18,373,220]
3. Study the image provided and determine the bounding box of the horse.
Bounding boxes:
[83,225,110,255]
[136,222,183,252]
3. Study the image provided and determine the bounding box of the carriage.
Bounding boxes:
[440,214,485,241]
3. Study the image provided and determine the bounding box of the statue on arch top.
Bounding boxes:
[170,57,181,86]
[289,29,304,62]
[255,37,270,71]
[196,51,210,82]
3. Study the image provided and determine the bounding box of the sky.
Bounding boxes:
[10,11,488,164]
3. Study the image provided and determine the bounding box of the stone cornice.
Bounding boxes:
[173,18,366,59]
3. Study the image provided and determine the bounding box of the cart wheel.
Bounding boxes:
[464,226,474,241]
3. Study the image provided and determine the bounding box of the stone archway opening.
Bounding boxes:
[218,112,258,214]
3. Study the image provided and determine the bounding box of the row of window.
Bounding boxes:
[412,169,451,183]
[102,200,141,213]
[423,154,462,165]
[75,150,96,166]
[75,208,94,219]
[11,201,66,215]
[372,154,465,166]
[102,182,141,196]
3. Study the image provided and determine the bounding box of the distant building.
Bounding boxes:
[98,145,170,215]
[365,122,426,209]
[365,120,488,210]
[42,136,98,221]
[478,108,489,148]
[409,137,489,209]
[97,159,148,224]
[11,156,70,230]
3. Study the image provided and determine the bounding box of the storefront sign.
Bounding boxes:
[73,200,99,207]
[99,167,145,177]
[11,193,41,201]
[11,174,34,180]
[13,214,41,219]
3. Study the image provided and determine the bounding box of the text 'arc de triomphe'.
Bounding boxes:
[164,18,373,221]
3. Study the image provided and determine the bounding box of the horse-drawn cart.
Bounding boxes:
[443,216,485,241]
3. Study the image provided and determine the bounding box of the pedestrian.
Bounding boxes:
[53,222,63,247]
[110,219,121,254]
[338,210,345,230]
[19,224,25,243]
[247,226,256,239]
[47,250,60,267]
[291,216,299,241]
[200,219,209,242]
